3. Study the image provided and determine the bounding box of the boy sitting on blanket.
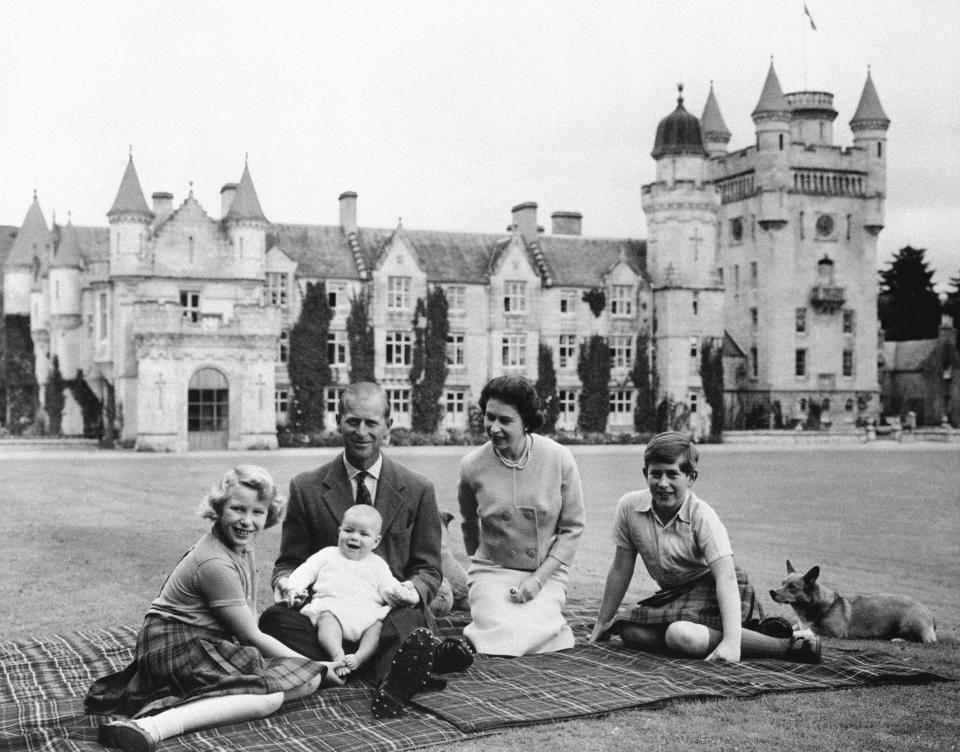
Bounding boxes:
[588,431,821,664]
[281,505,418,677]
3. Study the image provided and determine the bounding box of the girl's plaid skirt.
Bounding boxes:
[613,567,764,632]
[85,614,326,718]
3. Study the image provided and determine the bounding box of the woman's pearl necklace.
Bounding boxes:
[494,433,532,470]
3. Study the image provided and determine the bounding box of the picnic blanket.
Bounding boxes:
[2,602,952,752]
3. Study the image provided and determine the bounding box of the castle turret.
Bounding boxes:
[223,160,267,278]
[850,68,890,202]
[49,220,83,318]
[651,84,708,185]
[701,83,731,158]
[4,193,50,316]
[751,62,792,184]
[107,154,153,275]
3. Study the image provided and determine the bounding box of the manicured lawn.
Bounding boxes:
[2,442,958,751]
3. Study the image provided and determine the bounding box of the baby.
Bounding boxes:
[283,505,418,676]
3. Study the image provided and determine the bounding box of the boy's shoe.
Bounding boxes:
[371,628,435,719]
[433,637,475,674]
[758,616,795,639]
[99,719,156,752]
[786,634,822,664]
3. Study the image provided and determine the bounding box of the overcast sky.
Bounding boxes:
[2,1,958,290]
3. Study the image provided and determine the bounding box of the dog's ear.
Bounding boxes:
[802,566,820,585]
[786,560,796,574]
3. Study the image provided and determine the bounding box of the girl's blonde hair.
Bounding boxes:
[197,465,286,528]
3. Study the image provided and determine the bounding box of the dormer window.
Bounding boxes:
[387,276,411,310]
[504,281,526,314]
[610,285,634,317]
[265,272,289,309]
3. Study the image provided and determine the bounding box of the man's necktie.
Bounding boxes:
[355,470,373,505]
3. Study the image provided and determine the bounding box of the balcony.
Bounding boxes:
[810,285,845,313]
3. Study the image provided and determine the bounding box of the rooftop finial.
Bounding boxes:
[128,144,133,159]
[244,151,249,165]
[677,82,684,105]
[68,210,72,225]
[188,180,194,197]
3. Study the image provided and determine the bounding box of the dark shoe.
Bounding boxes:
[433,637,475,674]
[787,634,822,664]
[371,628,435,719]
[758,616,794,639]
[99,719,156,752]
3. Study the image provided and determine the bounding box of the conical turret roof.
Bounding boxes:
[752,62,789,118]
[652,85,707,159]
[224,162,268,224]
[850,69,890,129]
[107,155,153,220]
[52,221,83,269]
[701,83,731,141]
[5,193,50,269]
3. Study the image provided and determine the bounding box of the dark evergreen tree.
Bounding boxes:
[409,286,449,433]
[44,355,65,436]
[577,334,610,432]
[535,342,560,434]
[347,289,375,383]
[65,370,103,438]
[3,315,36,433]
[943,270,960,349]
[288,281,332,432]
[699,337,725,440]
[630,332,657,433]
[878,246,941,341]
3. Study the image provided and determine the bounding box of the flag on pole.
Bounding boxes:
[803,3,817,30]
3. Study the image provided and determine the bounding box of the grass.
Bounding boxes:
[2,443,958,751]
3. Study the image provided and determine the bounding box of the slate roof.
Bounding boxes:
[850,70,890,128]
[107,156,153,220]
[268,224,363,279]
[752,62,789,117]
[51,223,83,269]
[224,163,268,224]
[882,340,937,372]
[0,225,19,270]
[701,83,731,141]
[5,196,50,270]
[539,235,646,287]
[652,88,707,159]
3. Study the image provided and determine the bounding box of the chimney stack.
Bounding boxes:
[551,211,582,236]
[339,191,358,235]
[511,201,538,243]
[220,183,238,218]
[152,192,173,224]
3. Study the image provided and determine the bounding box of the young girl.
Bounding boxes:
[86,465,343,752]
[282,505,418,678]
[588,432,821,664]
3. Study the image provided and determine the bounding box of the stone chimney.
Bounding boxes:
[220,183,238,218]
[152,192,173,224]
[339,191,358,235]
[511,201,538,243]
[551,211,582,235]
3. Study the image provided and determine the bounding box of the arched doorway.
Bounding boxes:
[188,368,228,450]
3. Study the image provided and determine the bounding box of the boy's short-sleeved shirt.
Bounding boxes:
[613,489,732,589]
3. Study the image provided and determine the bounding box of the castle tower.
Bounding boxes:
[4,193,50,316]
[850,68,890,213]
[48,221,84,378]
[751,62,792,193]
[642,85,723,410]
[107,154,153,277]
[701,83,731,159]
[223,160,268,278]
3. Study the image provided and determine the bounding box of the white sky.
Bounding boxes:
[2,1,958,289]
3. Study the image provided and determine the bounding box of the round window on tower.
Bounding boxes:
[730,217,743,242]
[816,214,835,237]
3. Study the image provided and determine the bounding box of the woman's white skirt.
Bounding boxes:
[463,556,574,656]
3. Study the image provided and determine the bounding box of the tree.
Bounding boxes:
[3,315,36,433]
[44,355,65,436]
[288,281,332,433]
[630,332,656,433]
[347,289,375,383]
[409,286,449,433]
[943,270,960,349]
[535,343,560,434]
[699,337,725,441]
[878,246,941,341]
[65,370,104,438]
[577,334,610,433]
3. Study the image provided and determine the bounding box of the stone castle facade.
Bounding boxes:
[1,63,889,449]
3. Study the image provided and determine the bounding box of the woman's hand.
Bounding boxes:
[705,638,741,664]
[587,619,615,644]
[509,575,542,603]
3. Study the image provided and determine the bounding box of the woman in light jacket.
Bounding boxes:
[458,376,585,655]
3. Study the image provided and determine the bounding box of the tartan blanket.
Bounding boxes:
[1,603,952,752]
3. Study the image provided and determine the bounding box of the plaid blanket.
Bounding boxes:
[1,603,952,752]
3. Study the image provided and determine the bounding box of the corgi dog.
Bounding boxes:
[770,561,936,643]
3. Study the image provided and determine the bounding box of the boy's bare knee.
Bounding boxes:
[257,692,284,718]
[664,621,708,656]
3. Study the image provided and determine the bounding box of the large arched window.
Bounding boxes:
[188,369,228,448]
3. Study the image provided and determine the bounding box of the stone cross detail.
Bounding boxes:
[155,374,166,410]
[690,226,704,262]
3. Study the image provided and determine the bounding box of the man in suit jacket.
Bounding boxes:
[259,382,472,717]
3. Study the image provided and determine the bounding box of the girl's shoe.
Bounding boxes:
[99,719,156,752]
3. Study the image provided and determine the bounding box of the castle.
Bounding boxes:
[1,63,889,450]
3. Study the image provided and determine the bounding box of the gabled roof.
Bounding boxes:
[701,83,731,141]
[224,163,268,224]
[267,224,363,279]
[538,236,646,287]
[375,227,502,283]
[51,222,83,269]
[5,194,50,270]
[107,155,153,220]
[722,330,747,358]
[752,62,789,117]
[850,69,890,129]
